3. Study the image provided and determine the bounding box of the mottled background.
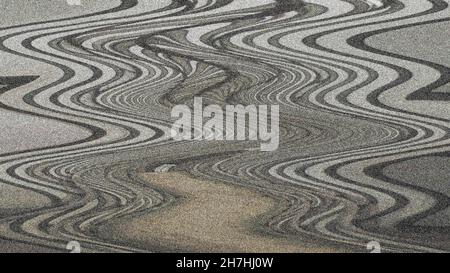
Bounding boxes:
[0,0,449,253]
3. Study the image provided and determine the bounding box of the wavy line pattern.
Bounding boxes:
[1,0,450,252]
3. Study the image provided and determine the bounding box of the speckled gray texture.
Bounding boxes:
[0,0,449,253]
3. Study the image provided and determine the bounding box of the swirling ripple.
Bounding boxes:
[1,0,450,252]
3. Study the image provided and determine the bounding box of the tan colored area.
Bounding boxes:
[107,172,339,253]
[0,183,51,210]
